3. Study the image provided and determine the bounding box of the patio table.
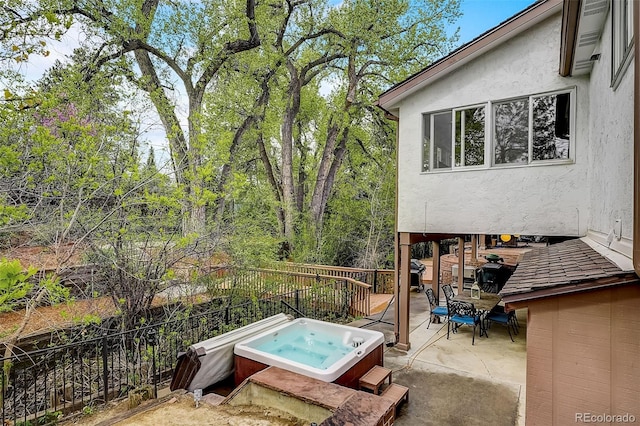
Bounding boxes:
[453,290,502,337]
[454,290,502,313]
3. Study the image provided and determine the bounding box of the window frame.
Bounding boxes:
[530,91,573,163]
[492,96,530,167]
[422,109,453,172]
[492,88,575,167]
[453,104,487,169]
[420,88,575,173]
[611,0,634,89]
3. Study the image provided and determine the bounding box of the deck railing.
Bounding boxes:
[271,262,395,294]
[215,268,371,317]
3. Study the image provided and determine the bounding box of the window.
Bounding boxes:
[612,0,634,87]
[433,112,452,169]
[494,92,571,166]
[422,111,452,171]
[494,99,528,165]
[421,89,574,172]
[532,93,570,160]
[455,106,485,167]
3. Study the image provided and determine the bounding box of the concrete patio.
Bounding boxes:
[350,287,527,426]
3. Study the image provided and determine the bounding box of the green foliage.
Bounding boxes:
[15,410,62,426]
[0,258,69,314]
[1,0,463,276]
[0,259,35,312]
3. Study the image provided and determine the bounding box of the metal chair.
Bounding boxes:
[485,309,518,342]
[424,288,448,328]
[447,300,483,345]
[489,305,519,333]
[442,284,454,302]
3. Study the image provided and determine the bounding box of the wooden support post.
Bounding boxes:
[397,233,411,351]
[471,235,478,262]
[457,236,465,293]
[432,241,440,296]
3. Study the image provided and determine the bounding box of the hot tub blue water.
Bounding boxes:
[234,318,384,382]
[255,329,355,369]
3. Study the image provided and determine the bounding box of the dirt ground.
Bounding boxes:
[62,393,305,426]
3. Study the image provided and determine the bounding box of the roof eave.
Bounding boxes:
[502,273,640,305]
[377,0,563,110]
[559,0,581,76]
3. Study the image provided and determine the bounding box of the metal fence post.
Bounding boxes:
[148,329,158,398]
[102,333,109,403]
[373,269,378,293]
[295,289,300,313]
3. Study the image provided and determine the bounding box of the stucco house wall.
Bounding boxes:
[394,12,591,236]
[585,10,634,257]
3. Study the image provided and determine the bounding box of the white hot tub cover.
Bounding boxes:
[170,313,292,391]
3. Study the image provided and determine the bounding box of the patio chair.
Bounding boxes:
[489,305,519,333]
[442,284,454,302]
[485,309,518,342]
[447,300,483,345]
[424,288,448,328]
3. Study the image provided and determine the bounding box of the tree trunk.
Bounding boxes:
[310,51,358,238]
[310,117,341,225]
[184,90,206,236]
[257,133,286,234]
[214,71,275,223]
[295,121,307,212]
[280,61,302,242]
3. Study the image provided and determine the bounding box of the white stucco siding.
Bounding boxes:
[586,11,634,251]
[398,164,587,235]
[395,12,590,236]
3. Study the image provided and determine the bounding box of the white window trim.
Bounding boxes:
[611,0,635,89]
[491,88,576,167]
[452,104,487,170]
[421,87,576,173]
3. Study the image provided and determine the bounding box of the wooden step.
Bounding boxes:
[358,365,392,395]
[380,383,409,418]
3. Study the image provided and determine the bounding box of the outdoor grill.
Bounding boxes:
[477,255,515,293]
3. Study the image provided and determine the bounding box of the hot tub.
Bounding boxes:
[234,318,385,388]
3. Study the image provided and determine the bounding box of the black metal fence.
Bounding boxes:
[1,282,354,425]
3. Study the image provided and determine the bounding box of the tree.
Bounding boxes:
[309,0,460,241]
[0,49,186,333]
[192,0,460,261]
[2,0,261,236]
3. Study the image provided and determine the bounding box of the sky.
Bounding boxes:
[453,0,538,46]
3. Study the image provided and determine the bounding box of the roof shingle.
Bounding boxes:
[500,238,628,298]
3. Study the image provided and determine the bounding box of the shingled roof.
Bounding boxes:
[500,238,638,302]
